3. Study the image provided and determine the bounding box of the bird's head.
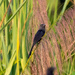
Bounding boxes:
[40,24,45,30]
[47,67,56,75]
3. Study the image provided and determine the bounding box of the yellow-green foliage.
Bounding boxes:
[0,0,75,75]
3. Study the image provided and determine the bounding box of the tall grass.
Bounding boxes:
[0,0,32,75]
[0,0,75,75]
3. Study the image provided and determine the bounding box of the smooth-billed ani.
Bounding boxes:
[28,24,45,58]
[47,67,55,75]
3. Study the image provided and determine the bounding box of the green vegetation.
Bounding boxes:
[0,0,75,75]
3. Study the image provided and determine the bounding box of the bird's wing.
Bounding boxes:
[33,29,45,44]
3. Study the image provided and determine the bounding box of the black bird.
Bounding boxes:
[28,24,45,58]
[47,67,55,75]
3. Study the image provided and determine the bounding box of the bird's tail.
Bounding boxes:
[28,44,34,58]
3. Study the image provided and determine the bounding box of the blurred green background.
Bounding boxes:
[0,0,75,75]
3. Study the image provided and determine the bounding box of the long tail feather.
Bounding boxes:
[28,44,34,58]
